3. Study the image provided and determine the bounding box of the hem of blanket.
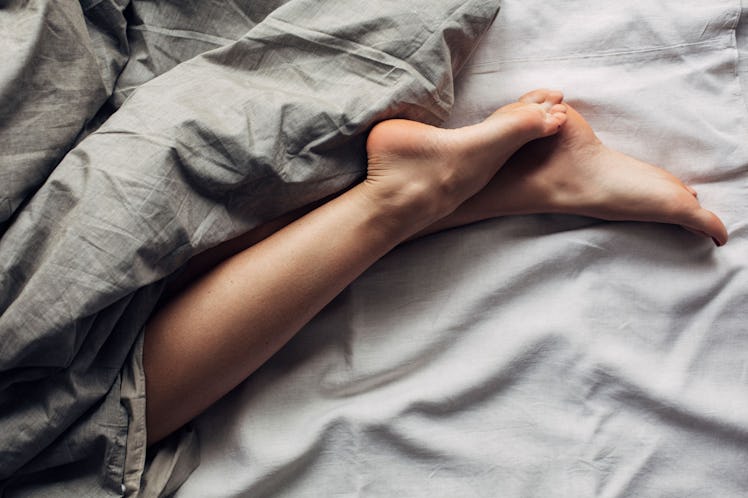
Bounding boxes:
[121,328,200,497]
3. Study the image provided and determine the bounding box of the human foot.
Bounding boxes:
[456,104,728,246]
[363,89,568,230]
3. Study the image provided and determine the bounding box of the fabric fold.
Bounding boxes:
[0,0,500,493]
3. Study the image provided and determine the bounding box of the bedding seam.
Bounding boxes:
[466,37,731,67]
[128,24,234,47]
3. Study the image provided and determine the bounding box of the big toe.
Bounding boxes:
[683,208,728,247]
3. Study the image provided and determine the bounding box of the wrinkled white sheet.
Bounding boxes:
[179,1,748,496]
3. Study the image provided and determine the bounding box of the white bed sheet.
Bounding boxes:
[178,1,748,496]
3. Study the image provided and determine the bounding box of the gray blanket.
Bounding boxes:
[0,0,500,494]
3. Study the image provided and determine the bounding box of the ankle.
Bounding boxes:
[355,174,457,239]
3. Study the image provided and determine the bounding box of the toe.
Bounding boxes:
[546,108,568,129]
[519,89,564,107]
[550,103,568,116]
[683,208,728,246]
[554,112,568,126]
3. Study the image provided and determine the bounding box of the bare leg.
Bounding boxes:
[143,90,567,444]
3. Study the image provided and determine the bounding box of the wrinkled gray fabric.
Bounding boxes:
[0,0,128,230]
[0,0,500,494]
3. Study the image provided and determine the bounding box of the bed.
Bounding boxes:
[177,1,748,496]
[1,0,747,496]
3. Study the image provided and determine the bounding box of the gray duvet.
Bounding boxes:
[0,0,500,494]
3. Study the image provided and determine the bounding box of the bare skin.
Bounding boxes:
[144,89,726,444]
[406,96,728,245]
[160,90,569,296]
[144,90,566,443]
[363,89,568,228]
